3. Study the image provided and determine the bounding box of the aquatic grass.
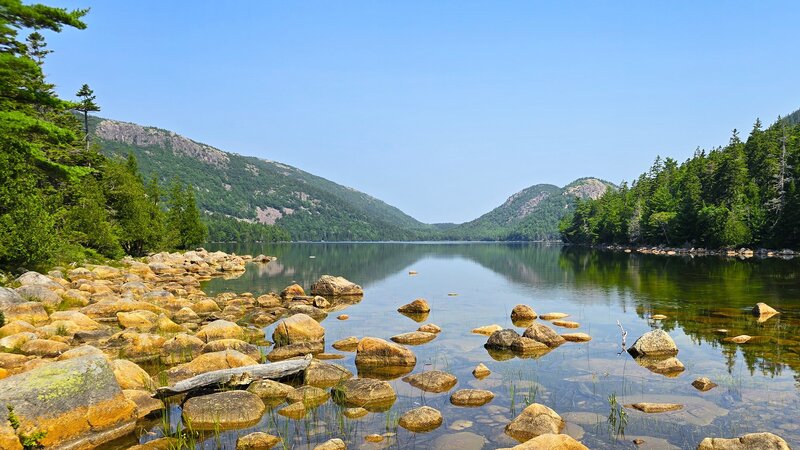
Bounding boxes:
[606,393,627,438]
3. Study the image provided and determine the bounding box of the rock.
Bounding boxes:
[337,314,349,320]
[310,275,363,297]
[161,333,205,363]
[15,271,60,288]
[473,363,491,378]
[165,350,258,383]
[398,406,443,432]
[627,403,683,413]
[20,339,69,357]
[343,407,368,418]
[0,320,35,338]
[195,319,245,342]
[485,329,521,349]
[128,437,180,449]
[15,285,61,308]
[39,319,83,338]
[313,438,346,450]
[332,336,360,351]
[365,434,384,443]
[115,331,166,360]
[123,389,163,419]
[628,329,679,357]
[272,313,325,346]
[112,359,155,391]
[0,353,29,371]
[155,314,186,333]
[287,304,328,321]
[651,314,668,320]
[49,311,102,330]
[434,432,487,450]
[266,341,323,361]
[402,370,458,393]
[723,335,752,344]
[81,299,167,319]
[182,391,266,430]
[472,324,503,336]
[193,299,221,314]
[280,284,305,299]
[117,310,158,329]
[355,337,416,370]
[0,287,24,309]
[692,377,718,392]
[511,336,550,354]
[286,385,330,407]
[397,298,431,314]
[450,389,495,407]
[331,378,397,411]
[247,379,295,399]
[312,296,330,308]
[634,356,686,377]
[511,305,538,321]
[0,354,136,449]
[552,320,580,328]
[418,323,442,334]
[391,331,437,345]
[752,303,779,316]
[4,302,48,324]
[505,403,565,442]
[277,401,307,419]
[562,333,592,343]
[202,339,262,361]
[522,323,566,348]
[305,360,353,388]
[539,312,569,321]
[697,432,790,450]
[236,432,281,450]
[57,344,105,361]
[507,433,589,450]
[0,332,37,350]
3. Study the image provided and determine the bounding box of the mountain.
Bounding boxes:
[90,116,610,242]
[90,117,432,241]
[442,178,614,241]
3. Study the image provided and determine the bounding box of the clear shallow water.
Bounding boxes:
[142,243,800,449]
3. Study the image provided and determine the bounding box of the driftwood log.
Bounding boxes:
[155,355,312,398]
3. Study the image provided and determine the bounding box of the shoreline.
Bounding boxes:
[579,243,797,260]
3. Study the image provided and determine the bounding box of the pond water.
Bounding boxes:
[141,243,800,449]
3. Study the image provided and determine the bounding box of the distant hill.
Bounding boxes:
[90,116,610,242]
[90,117,432,241]
[442,178,615,241]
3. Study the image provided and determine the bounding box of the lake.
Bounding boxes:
[145,242,800,449]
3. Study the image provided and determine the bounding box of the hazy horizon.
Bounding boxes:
[46,1,799,223]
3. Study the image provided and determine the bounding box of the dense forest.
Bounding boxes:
[0,1,215,271]
[560,113,800,249]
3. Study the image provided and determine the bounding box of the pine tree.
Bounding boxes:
[75,83,99,140]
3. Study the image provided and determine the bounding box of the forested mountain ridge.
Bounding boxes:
[441,178,614,241]
[561,110,800,249]
[91,117,432,241]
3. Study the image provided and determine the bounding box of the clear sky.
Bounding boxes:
[45,1,799,223]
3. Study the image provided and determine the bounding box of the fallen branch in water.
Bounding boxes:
[155,354,312,398]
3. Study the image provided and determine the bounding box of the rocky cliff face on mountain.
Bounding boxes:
[90,116,610,242]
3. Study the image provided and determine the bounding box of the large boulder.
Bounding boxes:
[15,285,61,308]
[522,323,566,348]
[272,313,325,346]
[697,432,790,450]
[15,271,60,288]
[485,329,520,349]
[112,359,155,391]
[181,391,266,430]
[628,329,679,357]
[310,275,363,297]
[505,403,565,442]
[0,354,136,449]
[4,302,48,325]
[0,287,24,309]
[507,434,589,450]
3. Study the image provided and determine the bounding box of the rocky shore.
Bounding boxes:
[586,243,799,259]
[0,249,792,449]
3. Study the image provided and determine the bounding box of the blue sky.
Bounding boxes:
[46,1,799,223]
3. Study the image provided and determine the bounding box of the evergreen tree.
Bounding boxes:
[75,83,99,137]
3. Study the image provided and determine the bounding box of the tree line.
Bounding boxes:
[0,1,209,271]
[560,114,800,249]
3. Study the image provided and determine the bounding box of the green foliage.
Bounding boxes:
[204,214,290,243]
[165,181,208,249]
[561,113,800,249]
[0,0,211,271]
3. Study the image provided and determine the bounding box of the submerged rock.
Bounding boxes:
[236,432,281,450]
[398,406,443,432]
[472,324,503,336]
[313,438,346,450]
[697,432,790,450]
[628,329,679,357]
[332,336,360,351]
[723,335,753,344]
[627,402,683,413]
[562,333,592,342]
[450,389,495,407]
[391,331,437,345]
[539,312,569,321]
[692,377,718,392]
[183,391,266,430]
[402,370,458,393]
[505,403,565,442]
[634,356,686,377]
